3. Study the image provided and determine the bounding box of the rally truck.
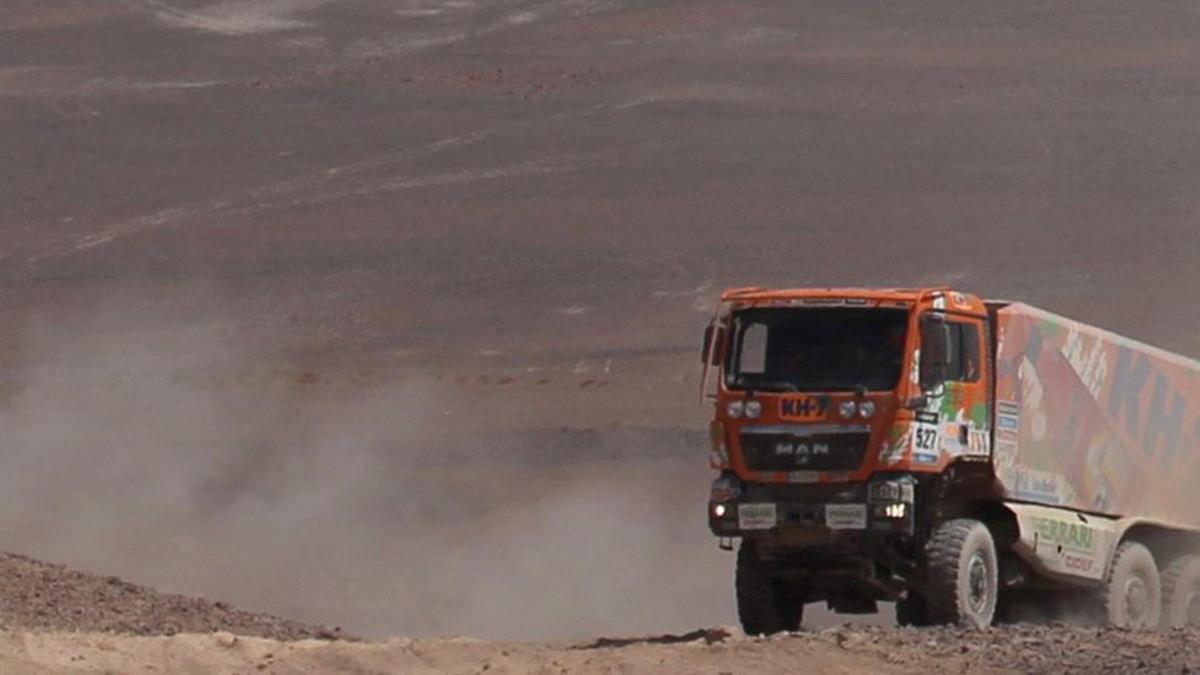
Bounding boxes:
[701,287,1200,632]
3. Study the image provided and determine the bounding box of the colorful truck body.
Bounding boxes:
[701,288,1200,632]
[993,303,1200,525]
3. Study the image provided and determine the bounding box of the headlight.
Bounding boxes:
[870,481,900,502]
[726,400,744,418]
[744,400,762,419]
[710,474,742,502]
[859,401,877,418]
[713,503,728,517]
[869,479,915,503]
[838,401,856,419]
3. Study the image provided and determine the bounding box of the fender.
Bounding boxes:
[1004,502,1119,586]
[1005,503,1200,586]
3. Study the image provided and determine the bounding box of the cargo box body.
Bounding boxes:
[992,303,1200,527]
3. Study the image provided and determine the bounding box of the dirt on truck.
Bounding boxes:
[702,287,1200,633]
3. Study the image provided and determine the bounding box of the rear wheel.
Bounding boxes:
[1103,541,1161,629]
[1160,554,1200,628]
[924,519,998,628]
[736,540,803,635]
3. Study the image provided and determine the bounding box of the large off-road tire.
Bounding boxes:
[736,540,803,635]
[924,519,998,628]
[1160,554,1200,628]
[895,593,932,627]
[1103,541,1161,629]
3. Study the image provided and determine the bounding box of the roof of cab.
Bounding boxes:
[719,287,945,302]
[719,286,989,315]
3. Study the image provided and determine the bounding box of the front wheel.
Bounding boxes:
[736,540,803,635]
[1102,541,1161,629]
[924,518,998,628]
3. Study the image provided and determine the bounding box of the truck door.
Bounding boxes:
[939,315,992,462]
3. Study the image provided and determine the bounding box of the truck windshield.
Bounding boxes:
[724,307,908,392]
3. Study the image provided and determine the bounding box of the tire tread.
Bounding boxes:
[925,519,975,624]
[1103,540,1161,628]
[924,518,997,627]
[1160,554,1200,628]
[736,542,801,635]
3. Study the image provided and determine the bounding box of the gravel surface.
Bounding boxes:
[0,553,350,641]
[0,552,1197,673]
[815,623,1200,675]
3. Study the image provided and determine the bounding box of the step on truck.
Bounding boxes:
[701,287,1200,631]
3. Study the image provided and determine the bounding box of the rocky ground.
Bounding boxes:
[1,552,1197,674]
[0,552,348,641]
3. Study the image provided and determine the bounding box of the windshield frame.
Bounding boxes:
[722,305,911,393]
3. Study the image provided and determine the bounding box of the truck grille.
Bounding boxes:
[739,426,871,472]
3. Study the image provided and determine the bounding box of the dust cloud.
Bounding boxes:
[0,287,740,640]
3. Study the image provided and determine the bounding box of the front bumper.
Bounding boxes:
[707,476,916,538]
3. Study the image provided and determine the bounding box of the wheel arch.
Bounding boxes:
[929,460,1017,545]
[1111,518,1200,570]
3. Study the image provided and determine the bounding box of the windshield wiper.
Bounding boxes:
[732,376,797,392]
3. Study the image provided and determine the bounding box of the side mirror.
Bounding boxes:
[702,325,724,366]
[919,314,950,393]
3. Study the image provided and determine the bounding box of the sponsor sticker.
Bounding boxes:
[1064,554,1096,573]
[965,429,991,457]
[825,504,867,530]
[1031,515,1095,553]
[1010,469,1064,505]
[779,396,831,421]
[738,503,777,530]
[996,415,1020,431]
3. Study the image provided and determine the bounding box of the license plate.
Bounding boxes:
[738,503,778,530]
[825,504,867,530]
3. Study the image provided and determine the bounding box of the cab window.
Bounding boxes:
[947,322,981,383]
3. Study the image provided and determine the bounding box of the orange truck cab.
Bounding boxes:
[701,287,1200,633]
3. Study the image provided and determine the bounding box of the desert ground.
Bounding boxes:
[2,553,1197,674]
[1,0,1198,672]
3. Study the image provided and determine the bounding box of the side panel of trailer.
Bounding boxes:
[992,303,1200,528]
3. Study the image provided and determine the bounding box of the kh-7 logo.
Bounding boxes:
[779,396,831,421]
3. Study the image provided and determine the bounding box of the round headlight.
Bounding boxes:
[726,400,744,418]
[859,401,877,418]
[838,401,857,419]
[744,400,762,419]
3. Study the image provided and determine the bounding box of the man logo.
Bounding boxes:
[774,441,831,464]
